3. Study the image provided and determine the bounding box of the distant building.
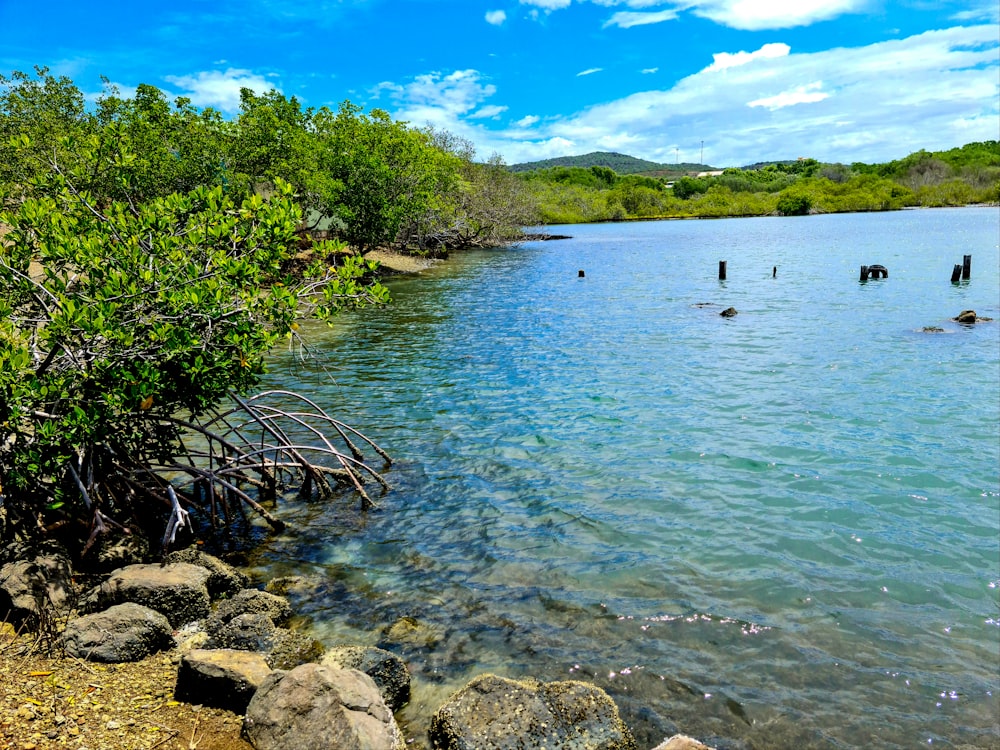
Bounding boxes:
[697,170,725,178]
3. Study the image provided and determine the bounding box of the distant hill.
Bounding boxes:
[508,151,714,175]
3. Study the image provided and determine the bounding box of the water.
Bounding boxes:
[252,207,1000,749]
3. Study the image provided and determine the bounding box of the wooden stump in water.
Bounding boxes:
[719,260,727,280]
[962,254,971,280]
[951,264,962,283]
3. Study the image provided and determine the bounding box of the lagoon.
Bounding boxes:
[255,206,999,749]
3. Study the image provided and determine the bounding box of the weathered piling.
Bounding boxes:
[719,261,727,280]
[962,254,971,280]
[578,269,585,278]
[772,266,777,278]
[951,264,962,283]
[860,265,869,281]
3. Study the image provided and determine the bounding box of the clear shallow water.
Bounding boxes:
[254,207,1000,749]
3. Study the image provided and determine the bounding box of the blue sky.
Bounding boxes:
[2,0,997,167]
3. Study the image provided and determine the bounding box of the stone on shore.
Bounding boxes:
[175,648,272,714]
[80,563,212,627]
[651,735,717,750]
[164,547,250,599]
[322,645,411,711]
[243,662,404,750]
[0,552,73,630]
[206,589,293,634]
[63,602,174,662]
[428,673,637,750]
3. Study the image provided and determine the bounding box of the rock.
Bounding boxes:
[652,736,717,750]
[79,563,211,627]
[381,615,442,650]
[175,648,272,714]
[1,561,51,630]
[89,533,150,573]
[955,309,977,323]
[265,630,326,670]
[207,612,280,652]
[164,548,249,599]
[719,307,738,318]
[243,662,404,750]
[428,673,637,750]
[322,645,411,711]
[63,603,174,662]
[206,589,292,634]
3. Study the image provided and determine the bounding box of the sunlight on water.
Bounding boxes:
[254,208,1000,749]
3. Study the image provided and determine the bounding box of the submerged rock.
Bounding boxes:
[719,307,738,318]
[429,673,637,750]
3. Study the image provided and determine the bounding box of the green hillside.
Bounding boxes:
[509,151,713,175]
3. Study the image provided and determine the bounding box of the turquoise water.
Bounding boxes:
[255,207,1000,749]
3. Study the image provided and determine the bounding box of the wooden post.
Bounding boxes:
[962,254,971,280]
[860,265,869,281]
[719,260,727,280]
[578,269,585,278]
[951,264,962,283]
[772,266,777,278]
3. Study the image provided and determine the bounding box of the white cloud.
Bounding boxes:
[691,0,867,30]
[163,68,275,112]
[485,9,508,25]
[521,0,869,29]
[577,67,604,76]
[642,67,659,74]
[705,42,791,71]
[748,81,830,109]
[380,25,998,167]
[471,104,509,119]
[603,9,678,28]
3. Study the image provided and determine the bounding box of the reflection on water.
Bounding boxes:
[252,208,1000,749]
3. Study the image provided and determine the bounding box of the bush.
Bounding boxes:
[776,193,813,216]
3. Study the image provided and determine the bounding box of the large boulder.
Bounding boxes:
[243,662,404,750]
[63,602,174,662]
[0,544,74,630]
[429,673,636,750]
[164,548,250,599]
[175,648,272,714]
[80,563,212,627]
[322,645,411,711]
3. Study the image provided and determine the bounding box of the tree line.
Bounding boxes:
[519,145,1000,224]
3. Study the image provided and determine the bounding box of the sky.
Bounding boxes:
[1,0,997,168]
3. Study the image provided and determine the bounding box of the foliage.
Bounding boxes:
[0,162,389,549]
[776,192,813,216]
[508,151,695,175]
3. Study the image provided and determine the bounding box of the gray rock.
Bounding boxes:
[90,533,151,572]
[429,673,637,750]
[164,548,249,599]
[207,613,280,652]
[80,563,211,627]
[265,629,326,670]
[0,546,73,630]
[322,645,410,711]
[175,648,272,714]
[652,736,717,750]
[206,589,292,635]
[63,603,174,662]
[243,662,404,750]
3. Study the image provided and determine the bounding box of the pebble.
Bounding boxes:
[106,720,120,730]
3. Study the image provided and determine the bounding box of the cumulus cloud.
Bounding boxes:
[485,9,508,25]
[577,67,604,76]
[380,24,998,167]
[163,68,274,112]
[705,42,791,71]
